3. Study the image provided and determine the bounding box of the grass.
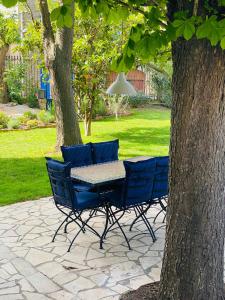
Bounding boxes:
[0,107,170,206]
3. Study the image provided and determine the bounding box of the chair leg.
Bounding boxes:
[136,206,156,242]
[129,207,143,232]
[109,207,131,250]
[64,213,85,234]
[52,211,72,242]
[102,208,124,240]
[67,210,101,252]
[100,205,110,249]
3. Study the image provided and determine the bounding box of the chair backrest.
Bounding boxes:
[91,139,119,164]
[61,144,93,168]
[46,158,75,209]
[122,158,156,207]
[152,156,169,200]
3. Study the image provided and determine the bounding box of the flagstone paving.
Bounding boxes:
[0,197,166,300]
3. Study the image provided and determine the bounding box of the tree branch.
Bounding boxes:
[39,0,55,45]
[25,1,35,24]
[114,0,167,28]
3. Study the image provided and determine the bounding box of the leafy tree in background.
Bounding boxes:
[73,10,133,136]
[2,0,225,298]
[0,12,19,103]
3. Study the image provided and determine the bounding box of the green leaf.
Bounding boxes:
[183,22,195,40]
[196,16,222,46]
[124,54,134,69]
[221,36,225,49]
[1,0,17,8]
[50,7,61,21]
[60,5,68,16]
[64,14,73,28]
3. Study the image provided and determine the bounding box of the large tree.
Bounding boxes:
[39,0,82,148]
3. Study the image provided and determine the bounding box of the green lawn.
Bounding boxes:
[0,107,170,206]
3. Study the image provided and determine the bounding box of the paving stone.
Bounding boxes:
[23,292,51,300]
[64,276,95,294]
[139,256,161,270]
[1,262,18,275]
[110,261,144,282]
[49,290,74,300]
[25,249,56,266]
[90,273,109,286]
[0,295,24,300]
[18,278,35,292]
[128,274,153,289]
[37,262,65,278]
[11,258,36,277]
[110,284,131,294]
[87,256,128,268]
[53,271,78,285]
[0,285,20,295]
[26,272,60,293]
[78,288,117,300]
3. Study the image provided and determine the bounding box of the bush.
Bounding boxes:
[19,111,37,125]
[7,118,21,129]
[127,94,153,108]
[38,110,55,124]
[26,119,39,128]
[93,98,107,117]
[152,74,172,108]
[3,63,26,104]
[0,112,9,129]
[27,89,39,108]
[23,111,37,120]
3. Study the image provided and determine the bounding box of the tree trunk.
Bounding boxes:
[0,45,9,104]
[84,114,91,136]
[39,0,82,149]
[159,38,225,300]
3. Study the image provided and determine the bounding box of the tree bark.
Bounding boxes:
[39,0,82,149]
[159,37,225,300]
[0,45,9,104]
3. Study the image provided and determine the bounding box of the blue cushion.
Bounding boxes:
[152,156,169,200]
[73,183,92,192]
[91,139,119,164]
[74,191,102,210]
[107,158,156,208]
[61,144,93,167]
[46,158,74,208]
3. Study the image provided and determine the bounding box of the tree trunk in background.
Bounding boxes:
[0,45,9,104]
[39,0,82,149]
[159,38,225,300]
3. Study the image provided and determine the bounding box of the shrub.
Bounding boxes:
[38,110,55,124]
[152,74,172,108]
[127,94,153,108]
[23,111,37,120]
[19,111,37,125]
[93,98,107,117]
[7,118,21,129]
[3,63,26,104]
[26,119,39,128]
[0,112,9,129]
[27,89,39,108]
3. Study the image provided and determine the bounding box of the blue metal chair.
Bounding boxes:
[91,139,119,164]
[101,158,157,250]
[61,144,93,192]
[129,156,169,231]
[46,158,104,252]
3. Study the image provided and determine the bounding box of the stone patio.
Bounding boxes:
[0,197,165,300]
